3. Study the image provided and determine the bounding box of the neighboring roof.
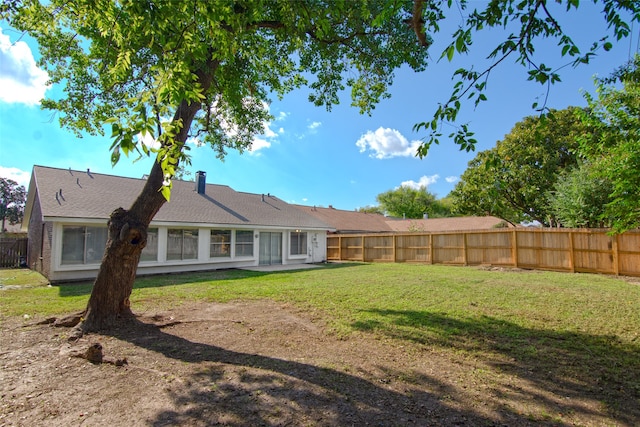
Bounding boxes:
[292,204,392,233]
[25,166,332,230]
[385,216,510,233]
[292,204,508,234]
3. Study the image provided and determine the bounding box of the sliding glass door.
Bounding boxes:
[259,232,282,265]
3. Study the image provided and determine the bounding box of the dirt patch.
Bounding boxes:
[0,300,634,426]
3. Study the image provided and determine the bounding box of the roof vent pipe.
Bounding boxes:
[195,171,206,194]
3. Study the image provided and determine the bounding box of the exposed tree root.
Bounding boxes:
[54,311,85,327]
[33,311,84,328]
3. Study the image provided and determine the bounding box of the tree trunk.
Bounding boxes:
[79,92,210,332]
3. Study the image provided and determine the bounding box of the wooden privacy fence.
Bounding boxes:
[327,228,640,277]
[0,237,28,269]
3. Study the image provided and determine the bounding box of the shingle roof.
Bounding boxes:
[385,216,510,232]
[291,204,392,233]
[28,166,332,230]
[292,204,509,233]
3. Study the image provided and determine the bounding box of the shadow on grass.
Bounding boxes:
[353,309,640,425]
[57,262,360,297]
[104,317,542,426]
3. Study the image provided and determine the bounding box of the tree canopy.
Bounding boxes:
[547,162,613,228]
[0,177,26,232]
[8,0,429,193]
[376,185,437,219]
[574,54,640,232]
[449,107,590,225]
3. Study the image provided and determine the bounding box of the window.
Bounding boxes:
[61,226,108,265]
[235,230,254,257]
[167,229,198,260]
[210,230,231,258]
[140,228,158,262]
[290,231,307,256]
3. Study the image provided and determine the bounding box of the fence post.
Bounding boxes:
[361,235,365,262]
[393,234,397,262]
[511,228,518,268]
[428,233,433,264]
[462,232,468,266]
[568,230,575,273]
[612,233,620,276]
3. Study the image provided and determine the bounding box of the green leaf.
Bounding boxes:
[160,185,171,202]
[111,148,120,166]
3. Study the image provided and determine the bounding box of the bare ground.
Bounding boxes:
[0,300,636,426]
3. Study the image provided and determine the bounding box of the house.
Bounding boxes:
[291,205,391,234]
[23,166,333,283]
[293,204,510,234]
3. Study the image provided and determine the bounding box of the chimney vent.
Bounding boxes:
[195,171,206,194]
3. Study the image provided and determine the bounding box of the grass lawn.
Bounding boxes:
[2,263,638,343]
[2,262,639,362]
[1,263,639,424]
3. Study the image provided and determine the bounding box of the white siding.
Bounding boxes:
[47,222,327,283]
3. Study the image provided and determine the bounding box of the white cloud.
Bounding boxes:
[356,127,421,159]
[445,176,459,184]
[308,121,321,131]
[262,123,278,139]
[0,28,49,105]
[248,118,279,155]
[399,175,439,190]
[0,166,31,187]
[249,137,271,153]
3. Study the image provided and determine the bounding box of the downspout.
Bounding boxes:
[39,223,45,272]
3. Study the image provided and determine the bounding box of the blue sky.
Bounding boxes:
[1,2,638,211]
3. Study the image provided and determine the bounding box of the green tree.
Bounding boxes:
[357,205,385,215]
[377,186,436,219]
[450,108,591,225]
[547,162,613,228]
[5,0,638,332]
[448,150,522,224]
[578,55,640,232]
[0,178,26,232]
[430,196,454,218]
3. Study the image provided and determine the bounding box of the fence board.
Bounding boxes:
[326,228,640,277]
[395,234,431,263]
[465,230,513,266]
[617,233,640,276]
[364,235,394,262]
[572,231,615,275]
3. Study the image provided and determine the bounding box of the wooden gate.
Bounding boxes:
[0,237,28,268]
